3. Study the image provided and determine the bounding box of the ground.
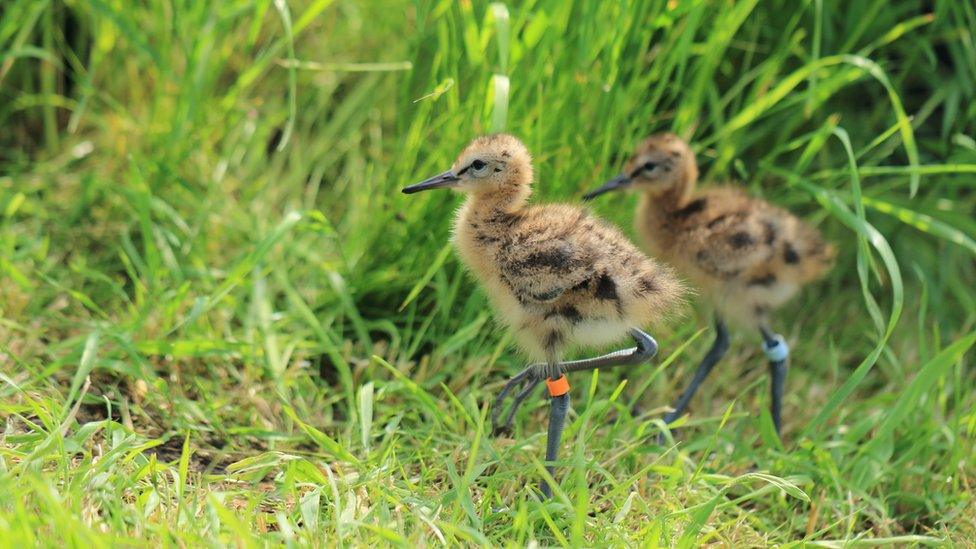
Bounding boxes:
[1,0,975,546]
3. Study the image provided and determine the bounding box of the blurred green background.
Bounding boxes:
[1,0,975,545]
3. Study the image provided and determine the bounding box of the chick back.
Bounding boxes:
[637,186,834,325]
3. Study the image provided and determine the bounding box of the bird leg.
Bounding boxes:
[491,364,547,435]
[540,367,568,498]
[659,318,730,436]
[491,328,659,435]
[760,326,789,436]
[491,329,658,498]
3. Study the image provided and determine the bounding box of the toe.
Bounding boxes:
[492,424,513,438]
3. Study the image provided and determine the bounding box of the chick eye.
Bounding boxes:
[472,160,487,170]
[643,161,657,171]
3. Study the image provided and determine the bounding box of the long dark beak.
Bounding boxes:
[583,173,631,201]
[402,170,460,194]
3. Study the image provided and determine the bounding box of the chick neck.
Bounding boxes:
[464,176,533,219]
[639,162,698,214]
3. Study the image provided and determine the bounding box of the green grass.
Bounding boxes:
[2,0,975,545]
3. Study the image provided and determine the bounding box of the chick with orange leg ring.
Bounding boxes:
[585,133,834,440]
[403,134,685,497]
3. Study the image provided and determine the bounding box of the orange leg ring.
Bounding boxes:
[546,375,570,397]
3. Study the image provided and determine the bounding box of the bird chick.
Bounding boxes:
[403,134,685,496]
[585,133,834,437]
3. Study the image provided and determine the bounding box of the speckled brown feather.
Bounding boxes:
[623,134,834,326]
[449,135,686,360]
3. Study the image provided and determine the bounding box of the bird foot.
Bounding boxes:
[491,363,547,435]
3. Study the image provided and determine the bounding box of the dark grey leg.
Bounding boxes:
[499,381,543,433]
[490,366,535,430]
[760,326,789,437]
[661,317,730,426]
[540,387,569,498]
[491,328,658,434]
[491,329,658,498]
